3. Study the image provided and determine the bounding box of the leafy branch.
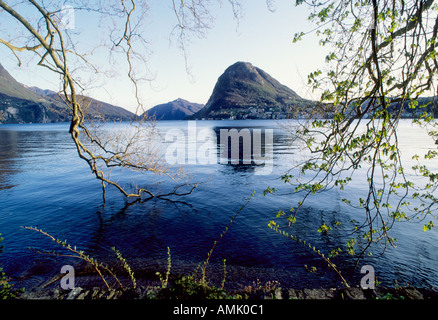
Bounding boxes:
[267,221,350,288]
[22,226,136,290]
[201,191,255,284]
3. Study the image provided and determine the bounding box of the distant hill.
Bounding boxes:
[191,61,314,120]
[0,63,52,104]
[45,93,136,122]
[0,63,136,123]
[142,98,204,120]
[26,86,57,97]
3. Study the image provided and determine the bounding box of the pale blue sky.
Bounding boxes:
[0,1,330,114]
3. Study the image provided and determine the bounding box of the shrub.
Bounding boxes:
[0,234,24,299]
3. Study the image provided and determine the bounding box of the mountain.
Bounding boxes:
[0,64,51,104]
[191,61,314,120]
[0,63,136,123]
[26,86,57,97]
[45,93,136,121]
[142,98,204,120]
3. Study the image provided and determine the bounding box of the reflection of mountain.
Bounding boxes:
[0,130,19,190]
[211,124,292,174]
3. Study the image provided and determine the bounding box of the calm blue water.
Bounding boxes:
[0,120,437,291]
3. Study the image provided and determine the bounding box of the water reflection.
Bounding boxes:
[211,123,292,175]
[0,130,19,190]
[0,126,73,190]
[1,121,437,291]
[160,120,293,175]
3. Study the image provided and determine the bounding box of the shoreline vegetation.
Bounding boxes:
[15,274,438,300]
[2,208,437,301]
[2,212,437,302]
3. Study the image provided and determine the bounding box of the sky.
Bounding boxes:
[0,1,331,114]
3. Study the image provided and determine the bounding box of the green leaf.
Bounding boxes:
[276,210,285,218]
[317,222,331,234]
[424,221,435,232]
[287,215,297,225]
[262,186,278,196]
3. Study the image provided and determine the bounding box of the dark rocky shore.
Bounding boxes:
[17,285,438,300]
[10,267,438,300]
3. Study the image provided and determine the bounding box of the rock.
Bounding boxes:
[362,288,378,299]
[303,289,322,299]
[287,289,306,299]
[120,288,143,299]
[138,286,159,299]
[105,289,117,300]
[341,287,366,300]
[402,288,424,300]
[51,289,61,300]
[273,288,283,299]
[286,289,298,299]
[14,283,438,300]
[262,292,273,299]
[17,288,47,300]
[76,290,89,300]
[89,288,101,299]
[303,288,337,299]
[89,287,101,299]
[66,287,83,300]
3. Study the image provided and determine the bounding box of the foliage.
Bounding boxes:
[241,278,281,296]
[156,195,253,299]
[153,246,231,299]
[317,222,331,234]
[155,274,231,299]
[0,269,23,300]
[0,234,24,299]
[156,247,172,289]
[20,193,251,299]
[23,226,135,290]
[377,292,405,300]
[112,247,136,289]
[280,0,438,263]
[268,220,350,288]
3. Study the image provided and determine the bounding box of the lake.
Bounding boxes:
[0,119,437,291]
